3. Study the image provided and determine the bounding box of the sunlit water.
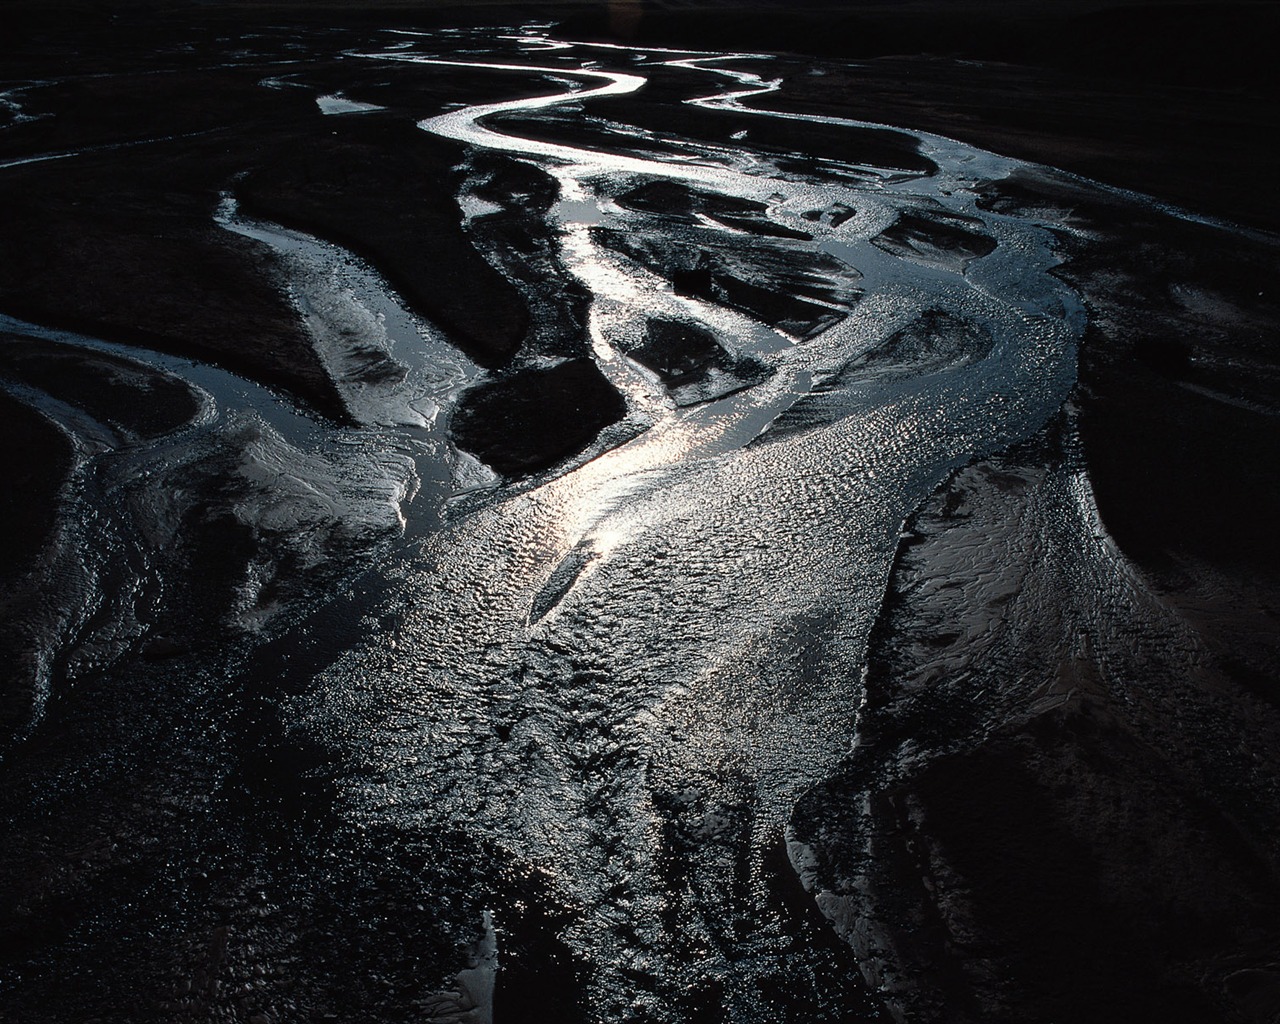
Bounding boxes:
[313,28,1082,1021]
[1,25,1092,1022]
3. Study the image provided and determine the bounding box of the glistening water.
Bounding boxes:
[0,23,1106,1024]
[300,28,1080,1021]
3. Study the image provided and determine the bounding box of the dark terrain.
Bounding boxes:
[2,3,1279,1024]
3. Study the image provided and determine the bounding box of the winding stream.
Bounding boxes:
[294,28,1083,1022]
[1,23,1104,1024]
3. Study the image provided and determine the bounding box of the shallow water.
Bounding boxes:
[0,23,1108,1023]
[304,27,1082,1021]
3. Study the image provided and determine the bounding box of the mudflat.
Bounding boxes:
[2,6,1278,1024]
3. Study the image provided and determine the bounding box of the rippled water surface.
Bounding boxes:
[292,28,1080,1020]
[1,21,1184,1024]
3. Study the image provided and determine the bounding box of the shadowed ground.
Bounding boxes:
[2,7,1278,1024]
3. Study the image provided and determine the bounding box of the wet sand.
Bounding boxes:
[2,8,1279,1024]
[0,141,349,420]
[793,421,1280,1023]
[0,36,572,419]
[562,1,1280,231]
[237,121,531,370]
[789,164,1280,1022]
[0,391,71,574]
[450,359,627,475]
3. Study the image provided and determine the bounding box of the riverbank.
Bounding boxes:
[790,160,1280,1023]
[2,14,1277,1024]
[10,0,1278,231]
